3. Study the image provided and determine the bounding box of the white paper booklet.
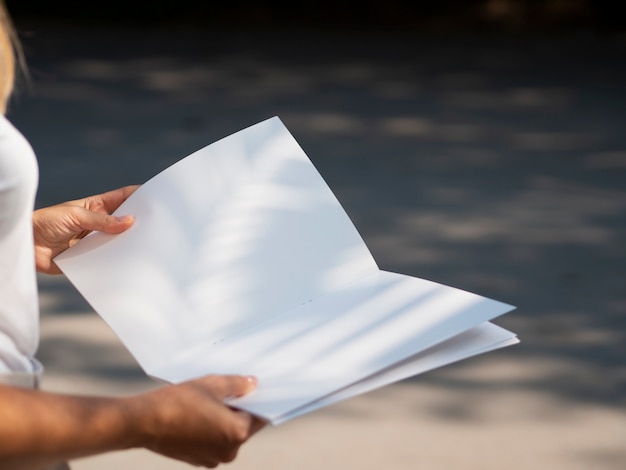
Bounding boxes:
[55,116,518,424]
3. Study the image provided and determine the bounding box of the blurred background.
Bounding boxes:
[5,1,626,469]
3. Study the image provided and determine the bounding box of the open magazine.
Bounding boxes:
[55,116,518,424]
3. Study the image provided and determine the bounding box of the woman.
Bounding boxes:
[0,3,263,469]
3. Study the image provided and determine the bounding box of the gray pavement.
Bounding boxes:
[10,23,626,469]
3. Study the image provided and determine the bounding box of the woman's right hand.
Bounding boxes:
[126,375,265,468]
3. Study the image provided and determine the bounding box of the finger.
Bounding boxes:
[197,375,258,400]
[72,207,135,234]
[248,416,267,435]
[92,185,140,213]
[224,411,265,447]
[46,262,63,276]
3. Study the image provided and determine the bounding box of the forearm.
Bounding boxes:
[0,375,261,468]
[0,385,143,468]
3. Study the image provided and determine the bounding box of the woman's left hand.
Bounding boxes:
[33,185,139,274]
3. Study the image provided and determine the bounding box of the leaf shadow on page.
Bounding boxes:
[57,117,515,424]
[154,270,513,422]
[55,117,378,375]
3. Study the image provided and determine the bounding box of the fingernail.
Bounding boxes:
[116,215,134,223]
[246,375,258,385]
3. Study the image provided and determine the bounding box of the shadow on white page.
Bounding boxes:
[55,116,518,424]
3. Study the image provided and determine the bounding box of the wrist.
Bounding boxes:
[118,393,159,451]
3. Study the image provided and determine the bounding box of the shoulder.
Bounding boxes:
[0,114,37,174]
[0,115,34,157]
[0,114,38,200]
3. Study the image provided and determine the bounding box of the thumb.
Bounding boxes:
[201,375,258,401]
[74,208,135,234]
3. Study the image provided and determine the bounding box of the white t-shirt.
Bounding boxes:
[0,114,39,373]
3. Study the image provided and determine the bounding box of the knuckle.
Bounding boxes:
[230,420,250,444]
[216,421,248,462]
[221,448,239,463]
[67,205,82,220]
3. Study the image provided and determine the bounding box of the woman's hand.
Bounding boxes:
[0,374,264,469]
[127,375,266,467]
[33,185,139,274]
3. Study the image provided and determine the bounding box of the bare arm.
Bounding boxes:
[0,375,264,469]
[25,187,265,467]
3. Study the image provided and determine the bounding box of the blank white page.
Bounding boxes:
[55,117,378,374]
[55,116,517,424]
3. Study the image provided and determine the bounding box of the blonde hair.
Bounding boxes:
[0,1,25,114]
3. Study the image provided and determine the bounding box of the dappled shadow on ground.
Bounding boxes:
[19,25,625,418]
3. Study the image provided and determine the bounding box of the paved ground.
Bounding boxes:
[8,22,626,469]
